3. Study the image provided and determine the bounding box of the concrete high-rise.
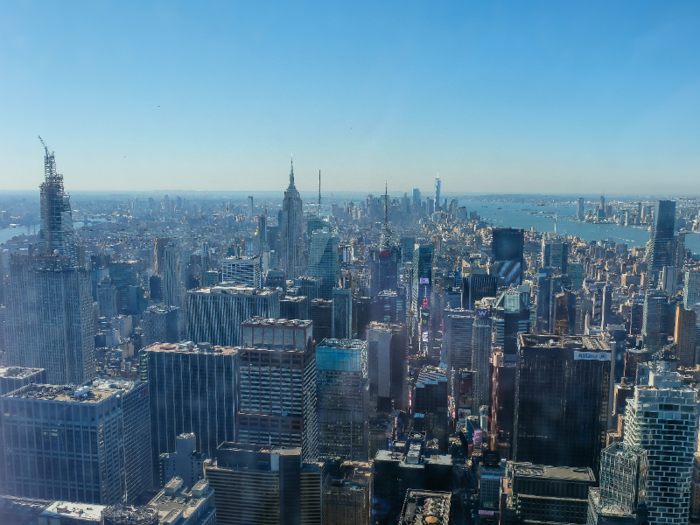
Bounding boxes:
[185,283,280,346]
[462,263,498,311]
[513,334,612,472]
[162,244,185,310]
[647,200,676,283]
[238,318,318,461]
[624,360,698,524]
[369,244,400,296]
[0,379,152,504]
[587,443,647,524]
[443,309,474,374]
[278,159,306,279]
[366,322,407,412]
[141,304,180,346]
[159,432,208,489]
[685,269,700,314]
[221,255,262,288]
[316,339,369,461]
[541,236,569,275]
[471,306,492,412]
[144,342,237,477]
[675,305,697,367]
[205,442,303,525]
[6,255,95,385]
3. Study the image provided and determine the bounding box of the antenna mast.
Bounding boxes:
[384,181,388,230]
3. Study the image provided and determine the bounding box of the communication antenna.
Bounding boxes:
[384,181,388,230]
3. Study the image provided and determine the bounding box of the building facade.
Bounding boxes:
[185,284,279,346]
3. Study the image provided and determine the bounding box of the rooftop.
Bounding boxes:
[40,501,106,522]
[519,334,611,351]
[143,342,238,355]
[0,366,44,379]
[243,316,312,327]
[512,464,596,482]
[217,441,302,456]
[317,338,367,349]
[191,283,277,296]
[3,384,118,403]
[399,490,451,525]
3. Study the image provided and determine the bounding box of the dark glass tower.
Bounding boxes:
[492,227,524,286]
[647,200,676,281]
[513,334,612,473]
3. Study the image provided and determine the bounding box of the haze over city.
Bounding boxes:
[2,1,700,193]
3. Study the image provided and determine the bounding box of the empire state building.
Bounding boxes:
[278,159,306,278]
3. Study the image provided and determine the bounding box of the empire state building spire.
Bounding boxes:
[279,158,306,278]
[288,156,296,190]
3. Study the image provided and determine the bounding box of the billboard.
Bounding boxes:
[574,351,611,361]
[419,277,430,285]
[476,308,489,319]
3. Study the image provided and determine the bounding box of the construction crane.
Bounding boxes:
[38,135,51,155]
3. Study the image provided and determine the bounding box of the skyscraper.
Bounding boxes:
[185,283,280,346]
[443,309,474,374]
[434,174,441,212]
[577,197,585,221]
[332,287,352,339]
[205,443,303,525]
[37,137,77,265]
[647,200,676,282]
[471,306,492,412]
[221,255,262,288]
[642,289,670,352]
[5,143,96,385]
[513,334,612,472]
[541,236,569,275]
[316,339,369,461]
[162,244,184,310]
[144,342,237,477]
[368,245,400,296]
[238,317,318,461]
[491,227,525,286]
[587,443,647,524]
[685,269,700,314]
[6,253,95,384]
[307,226,339,300]
[278,159,306,279]
[0,379,152,504]
[674,305,697,367]
[624,360,698,524]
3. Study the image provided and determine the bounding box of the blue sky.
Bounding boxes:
[1,1,699,194]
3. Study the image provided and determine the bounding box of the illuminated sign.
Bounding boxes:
[421,298,429,309]
[421,332,429,343]
[419,277,430,285]
[476,308,489,319]
[574,351,611,361]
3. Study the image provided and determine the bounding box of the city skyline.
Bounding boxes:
[2,2,700,193]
